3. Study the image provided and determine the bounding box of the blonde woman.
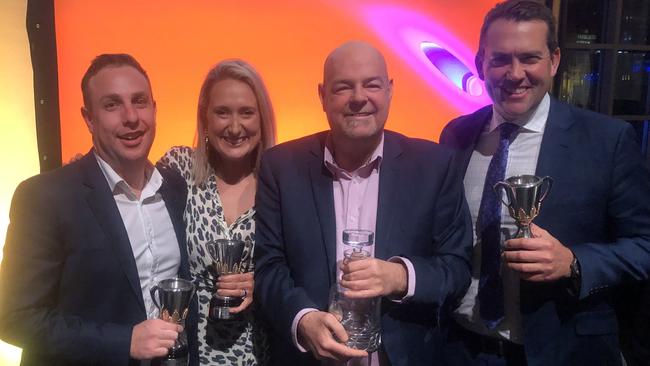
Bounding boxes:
[160,59,276,365]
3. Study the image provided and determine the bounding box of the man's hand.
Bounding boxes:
[130,319,182,360]
[216,272,254,314]
[503,223,574,281]
[297,311,368,361]
[339,258,407,298]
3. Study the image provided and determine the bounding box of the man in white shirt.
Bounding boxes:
[440,1,650,366]
[0,54,195,365]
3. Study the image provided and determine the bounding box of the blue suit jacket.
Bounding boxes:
[254,130,473,366]
[0,152,198,366]
[440,99,650,366]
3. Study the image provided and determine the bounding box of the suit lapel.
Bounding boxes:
[457,106,492,176]
[80,153,146,312]
[308,134,337,285]
[535,98,573,178]
[158,167,190,280]
[375,132,403,260]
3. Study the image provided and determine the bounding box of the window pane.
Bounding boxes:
[565,0,606,44]
[621,0,650,44]
[613,51,650,115]
[558,50,601,111]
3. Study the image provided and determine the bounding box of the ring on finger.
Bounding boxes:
[242,289,248,298]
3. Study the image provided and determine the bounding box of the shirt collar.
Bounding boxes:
[489,93,550,134]
[324,132,384,178]
[94,152,162,201]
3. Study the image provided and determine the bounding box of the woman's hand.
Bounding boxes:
[216,271,254,313]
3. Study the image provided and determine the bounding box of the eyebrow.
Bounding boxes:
[331,76,386,85]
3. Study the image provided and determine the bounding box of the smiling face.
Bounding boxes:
[479,19,560,121]
[319,43,393,144]
[81,65,156,173]
[205,78,261,165]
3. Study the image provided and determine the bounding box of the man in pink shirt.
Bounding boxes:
[254,41,472,366]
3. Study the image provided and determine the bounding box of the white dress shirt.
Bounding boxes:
[454,94,550,343]
[95,154,181,319]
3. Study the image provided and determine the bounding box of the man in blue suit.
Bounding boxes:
[0,54,196,365]
[254,41,473,365]
[440,1,650,365]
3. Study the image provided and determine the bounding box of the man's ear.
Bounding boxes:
[475,53,485,81]
[81,106,94,133]
[318,83,326,112]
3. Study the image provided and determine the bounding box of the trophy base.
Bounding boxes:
[151,344,188,366]
[209,296,243,321]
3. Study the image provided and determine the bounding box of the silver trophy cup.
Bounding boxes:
[206,239,248,321]
[150,278,196,365]
[493,175,553,239]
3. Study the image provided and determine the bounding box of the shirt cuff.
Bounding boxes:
[291,308,319,352]
[388,256,415,302]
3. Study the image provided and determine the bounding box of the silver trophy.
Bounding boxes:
[494,174,553,238]
[150,277,196,365]
[328,229,381,352]
[206,239,249,321]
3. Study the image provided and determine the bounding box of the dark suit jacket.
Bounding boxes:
[0,152,197,366]
[440,98,650,366]
[254,130,473,366]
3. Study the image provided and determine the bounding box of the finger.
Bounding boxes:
[341,258,372,273]
[339,278,377,291]
[341,288,382,299]
[228,297,252,314]
[218,272,252,282]
[152,347,171,358]
[217,289,248,297]
[323,313,348,343]
[507,261,545,274]
[529,223,548,237]
[503,250,546,264]
[505,238,546,251]
[327,342,369,360]
[216,280,250,289]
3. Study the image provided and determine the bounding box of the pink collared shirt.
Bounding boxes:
[292,133,415,366]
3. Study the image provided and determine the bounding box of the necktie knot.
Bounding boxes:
[499,122,519,142]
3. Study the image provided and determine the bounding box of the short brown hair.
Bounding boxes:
[476,0,558,73]
[81,53,151,110]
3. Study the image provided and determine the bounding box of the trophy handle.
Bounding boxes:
[539,176,554,203]
[493,181,514,207]
[150,285,160,310]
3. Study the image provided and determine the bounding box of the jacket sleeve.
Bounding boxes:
[0,178,132,365]
[572,123,650,299]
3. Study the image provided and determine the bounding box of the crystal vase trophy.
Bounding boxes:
[494,175,553,238]
[328,229,381,352]
[150,278,196,365]
[206,239,248,321]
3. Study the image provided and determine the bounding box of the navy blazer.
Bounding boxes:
[440,98,650,366]
[254,130,473,366]
[0,152,197,366]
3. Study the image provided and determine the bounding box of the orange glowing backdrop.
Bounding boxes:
[1,1,499,363]
[56,0,499,162]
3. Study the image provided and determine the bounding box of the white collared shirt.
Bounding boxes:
[454,94,550,343]
[95,153,181,319]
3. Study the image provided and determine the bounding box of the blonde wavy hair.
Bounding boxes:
[193,59,277,185]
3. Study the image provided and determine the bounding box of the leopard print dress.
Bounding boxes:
[160,146,268,365]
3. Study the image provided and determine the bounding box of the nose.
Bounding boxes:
[507,59,526,81]
[227,116,243,134]
[349,85,368,111]
[123,103,139,126]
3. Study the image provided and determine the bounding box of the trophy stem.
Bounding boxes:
[517,224,533,239]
